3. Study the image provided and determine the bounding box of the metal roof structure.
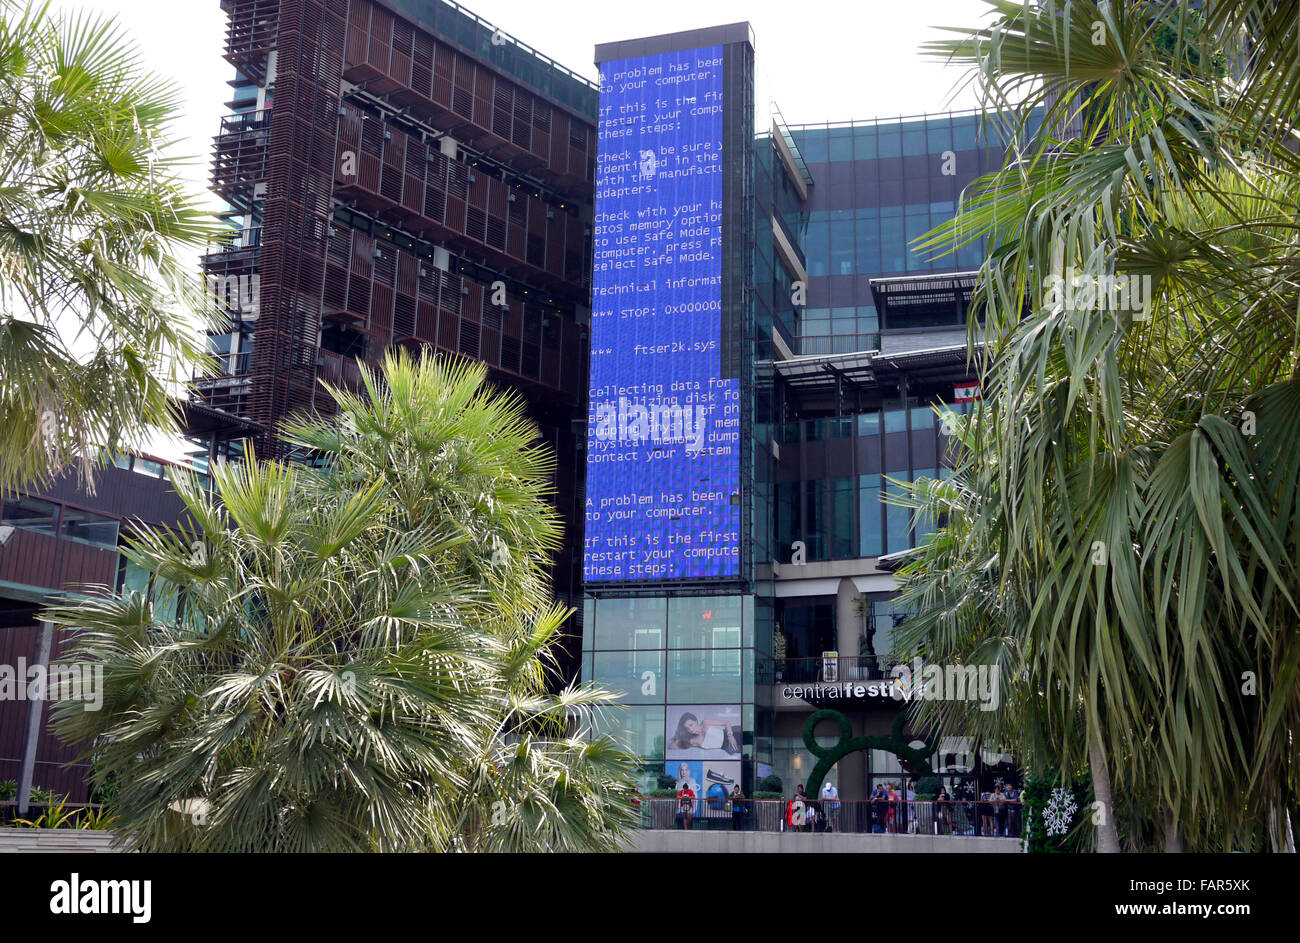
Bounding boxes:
[869,270,981,328]
[768,342,978,393]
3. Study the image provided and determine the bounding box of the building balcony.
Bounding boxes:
[221,0,278,83]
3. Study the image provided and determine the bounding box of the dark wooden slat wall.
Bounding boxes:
[0,464,192,803]
[0,625,91,802]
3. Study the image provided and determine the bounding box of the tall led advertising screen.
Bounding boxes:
[584,45,740,582]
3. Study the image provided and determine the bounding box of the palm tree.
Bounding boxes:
[0,1,219,494]
[49,350,639,852]
[895,0,1300,851]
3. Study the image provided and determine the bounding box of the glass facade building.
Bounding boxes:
[582,35,1040,798]
[790,112,1041,354]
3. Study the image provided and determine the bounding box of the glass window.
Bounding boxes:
[133,458,164,478]
[957,236,984,270]
[589,705,665,760]
[952,116,979,151]
[927,121,952,154]
[118,557,150,595]
[880,215,905,272]
[858,306,879,334]
[853,125,877,160]
[902,123,927,156]
[796,129,828,164]
[914,473,938,547]
[60,508,119,547]
[877,126,901,158]
[804,479,826,561]
[831,478,855,559]
[884,408,908,433]
[828,127,853,162]
[805,220,829,277]
[667,649,742,703]
[592,650,665,704]
[859,474,882,558]
[829,417,854,439]
[906,210,931,272]
[910,406,935,431]
[830,220,854,275]
[668,595,742,650]
[884,471,914,553]
[857,411,881,436]
[593,596,666,650]
[855,217,879,274]
[1,496,58,535]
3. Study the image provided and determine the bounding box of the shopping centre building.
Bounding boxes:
[1,0,1030,807]
[578,22,1037,800]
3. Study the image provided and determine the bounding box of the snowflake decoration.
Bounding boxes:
[1043,785,1078,837]
[994,776,1006,788]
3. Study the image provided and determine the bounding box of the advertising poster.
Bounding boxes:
[667,760,742,814]
[665,703,742,759]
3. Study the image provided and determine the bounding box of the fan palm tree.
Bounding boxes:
[49,350,639,852]
[0,1,219,494]
[893,0,1300,851]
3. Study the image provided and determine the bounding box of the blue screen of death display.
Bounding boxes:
[584,45,740,582]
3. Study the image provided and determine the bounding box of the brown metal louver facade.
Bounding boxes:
[202,0,598,631]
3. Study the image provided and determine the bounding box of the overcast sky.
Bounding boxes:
[60,0,996,203]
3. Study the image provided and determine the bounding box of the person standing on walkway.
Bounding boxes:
[729,785,746,831]
[821,780,840,833]
[676,783,696,830]
[935,787,951,834]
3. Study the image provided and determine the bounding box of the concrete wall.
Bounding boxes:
[0,831,123,853]
[623,830,1021,853]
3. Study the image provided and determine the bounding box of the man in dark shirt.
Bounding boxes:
[729,785,746,831]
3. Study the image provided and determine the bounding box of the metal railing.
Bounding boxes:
[219,109,270,136]
[798,334,881,356]
[768,655,900,684]
[636,798,1023,836]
